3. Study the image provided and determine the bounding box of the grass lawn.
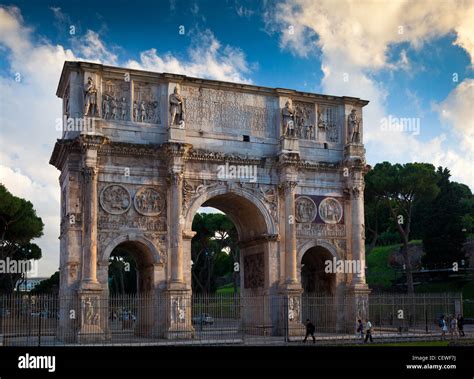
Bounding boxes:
[358,341,450,347]
[216,283,240,295]
[365,241,423,289]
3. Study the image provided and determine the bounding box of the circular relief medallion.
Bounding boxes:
[100,184,131,215]
[295,196,317,223]
[134,187,165,216]
[319,197,343,224]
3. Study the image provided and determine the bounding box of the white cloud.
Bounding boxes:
[267,0,474,189]
[266,0,474,68]
[72,30,118,65]
[125,30,253,83]
[434,79,474,154]
[236,4,255,18]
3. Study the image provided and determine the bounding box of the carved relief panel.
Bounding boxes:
[294,101,315,141]
[99,184,131,215]
[98,184,167,230]
[295,196,317,223]
[295,195,345,238]
[134,187,165,216]
[132,82,161,124]
[102,79,131,121]
[319,197,343,224]
[244,253,265,289]
[318,105,339,143]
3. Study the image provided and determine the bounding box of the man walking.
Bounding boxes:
[439,315,448,340]
[457,314,465,337]
[303,319,316,343]
[356,319,364,339]
[364,318,373,343]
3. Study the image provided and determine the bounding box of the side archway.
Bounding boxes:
[100,233,163,266]
[98,233,165,293]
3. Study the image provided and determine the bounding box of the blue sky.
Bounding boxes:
[1,0,324,89]
[0,0,473,276]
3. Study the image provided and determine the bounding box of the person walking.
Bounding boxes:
[439,315,448,340]
[356,319,364,339]
[364,319,373,343]
[303,319,316,343]
[457,314,465,337]
[450,315,458,338]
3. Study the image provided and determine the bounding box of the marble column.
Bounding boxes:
[169,171,184,285]
[81,165,99,286]
[76,133,108,342]
[350,180,366,286]
[283,181,298,284]
[343,147,370,331]
[79,134,107,290]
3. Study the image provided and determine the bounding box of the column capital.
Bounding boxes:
[182,229,196,240]
[277,152,300,168]
[81,166,98,183]
[163,142,192,159]
[344,183,364,199]
[167,170,184,186]
[278,180,298,195]
[78,133,109,152]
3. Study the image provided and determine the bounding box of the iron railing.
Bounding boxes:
[0,292,463,346]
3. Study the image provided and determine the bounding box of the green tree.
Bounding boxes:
[191,213,238,293]
[364,182,393,253]
[108,247,137,294]
[365,162,439,293]
[31,271,59,294]
[0,184,44,293]
[421,168,471,266]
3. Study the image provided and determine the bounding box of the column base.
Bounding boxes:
[279,136,300,153]
[279,286,305,337]
[168,125,186,142]
[76,289,107,343]
[345,284,371,332]
[280,281,303,293]
[165,287,195,340]
[79,280,102,291]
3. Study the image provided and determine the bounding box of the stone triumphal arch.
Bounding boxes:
[50,61,370,341]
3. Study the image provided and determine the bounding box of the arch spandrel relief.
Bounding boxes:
[295,196,317,223]
[97,184,168,257]
[99,184,131,215]
[295,195,346,242]
[319,197,343,224]
[134,187,166,216]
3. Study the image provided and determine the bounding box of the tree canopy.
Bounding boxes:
[191,212,239,293]
[0,183,44,293]
[365,163,472,293]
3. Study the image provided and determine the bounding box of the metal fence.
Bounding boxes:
[0,292,463,346]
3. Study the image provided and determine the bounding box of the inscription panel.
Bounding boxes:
[181,86,277,138]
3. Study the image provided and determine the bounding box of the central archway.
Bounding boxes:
[184,186,280,335]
